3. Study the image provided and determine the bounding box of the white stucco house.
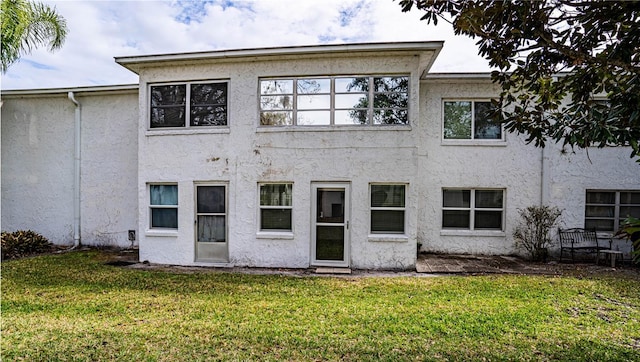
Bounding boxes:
[2,42,638,269]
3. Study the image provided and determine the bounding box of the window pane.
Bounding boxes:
[335,77,368,93]
[151,107,185,128]
[197,186,225,213]
[191,83,227,105]
[620,192,640,204]
[619,206,640,218]
[150,185,177,205]
[444,101,472,139]
[260,95,292,110]
[317,189,344,223]
[316,226,344,260]
[443,210,470,228]
[443,190,470,208]
[260,184,292,206]
[474,102,501,139]
[335,94,368,109]
[371,185,405,207]
[373,77,408,93]
[475,190,503,208]
[190,106,227,126]
[371,210,405,233]
[198,215,225,242]
[585,219,614,232]
[297,78,330,94]
[374,93,408,110]
[373,109,408,125]
[297,111,330,125]
[585,206,615,217]
[586,191,615,204]
[261,80,293,94]
[151,208,177,228]
[151,85,186,106]
[260,111,293,126]
[261,209,292,230]
[335,110,367,125]
[298,95,330,110]
[474,211,502,229]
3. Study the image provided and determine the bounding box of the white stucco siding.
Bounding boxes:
[1,91,139,247]
[420,80,543,255]
[137,52,431,268]
[1,97,75,243]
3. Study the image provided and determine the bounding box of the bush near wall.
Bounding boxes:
[1,230,51,260]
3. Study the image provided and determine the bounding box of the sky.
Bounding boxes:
[0,0,492,90]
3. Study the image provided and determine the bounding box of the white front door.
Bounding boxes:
[311,182,350,267]
[195,184,229,263]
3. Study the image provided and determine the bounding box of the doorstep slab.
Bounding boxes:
[315,267,352,274]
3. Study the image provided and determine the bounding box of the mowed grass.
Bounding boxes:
[2,251,639,361]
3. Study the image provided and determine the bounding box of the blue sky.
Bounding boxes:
[1,0,491,90]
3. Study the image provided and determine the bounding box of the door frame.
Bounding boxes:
[194,182,229,263]
[310,182,351,267]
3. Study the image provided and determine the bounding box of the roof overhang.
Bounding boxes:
[115,41,444,76]
[1,84,138,97]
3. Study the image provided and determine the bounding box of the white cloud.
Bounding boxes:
[1,0,491,90]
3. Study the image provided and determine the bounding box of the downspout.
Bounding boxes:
[68,92,81,247]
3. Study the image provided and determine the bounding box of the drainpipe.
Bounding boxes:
[68,92,81,247]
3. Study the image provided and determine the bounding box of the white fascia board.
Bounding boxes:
[115,41,445,74]
[1,84,139,97]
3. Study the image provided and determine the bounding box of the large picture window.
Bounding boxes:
[260,76,409,126]
[442,189,504,230]
[443,100,502,140]
[150,81,228,128]
[370,184,406,234]
[585,190,640,232]
[259,183,293,232]
[149,184,178,229]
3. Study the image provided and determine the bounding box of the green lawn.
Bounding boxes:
[2,251,639,361]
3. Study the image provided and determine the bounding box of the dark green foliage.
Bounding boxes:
[1,230,51,260]
[617,216,640,264]
[399,0,640,160]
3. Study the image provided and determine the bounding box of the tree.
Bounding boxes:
[399,0,640,160]
[1,0,67,73]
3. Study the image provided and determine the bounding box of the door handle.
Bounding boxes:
[346,220,349,229]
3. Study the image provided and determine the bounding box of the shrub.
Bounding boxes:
[1,230,51,260]
[513,206,562,261]
[616,216,640,265]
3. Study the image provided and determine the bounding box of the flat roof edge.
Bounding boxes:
[1,84,139,96]
[115,41,444,70]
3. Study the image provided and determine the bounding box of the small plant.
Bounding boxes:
[616,216,640,265]
[513,206,562,261]
[1,230,51,260]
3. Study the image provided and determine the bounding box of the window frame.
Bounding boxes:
[441,188,505,231]
[148,183,178,230]
[441,99,505,143]
[585,190,640,232]
[259,75,410,127]
[369,183,407,235]
[148,80,230,130]
[258,182,294,234]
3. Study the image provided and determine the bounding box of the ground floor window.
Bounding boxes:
[259,183,293,231]
[585,190,640,232]
[149,184,178,229]
[370,184,406,234]
[442,188,504,230]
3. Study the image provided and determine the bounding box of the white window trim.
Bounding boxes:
[369,183,408,237]
[441,99,506,144]
[257,182,294,237]
[147,183,179,233]
[258,75,410,127]
[442,188,505,232]
[585,189,640,232]
[148,80,230,131]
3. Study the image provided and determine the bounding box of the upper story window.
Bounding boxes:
[585,190,640,232]
[443,100,503,140]
[259,76,409,126]
[150,81,228,128]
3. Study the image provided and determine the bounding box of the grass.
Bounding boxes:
[2,251,639,361]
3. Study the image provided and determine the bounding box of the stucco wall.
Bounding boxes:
[137,52,431,269]
[1,91,139,247]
